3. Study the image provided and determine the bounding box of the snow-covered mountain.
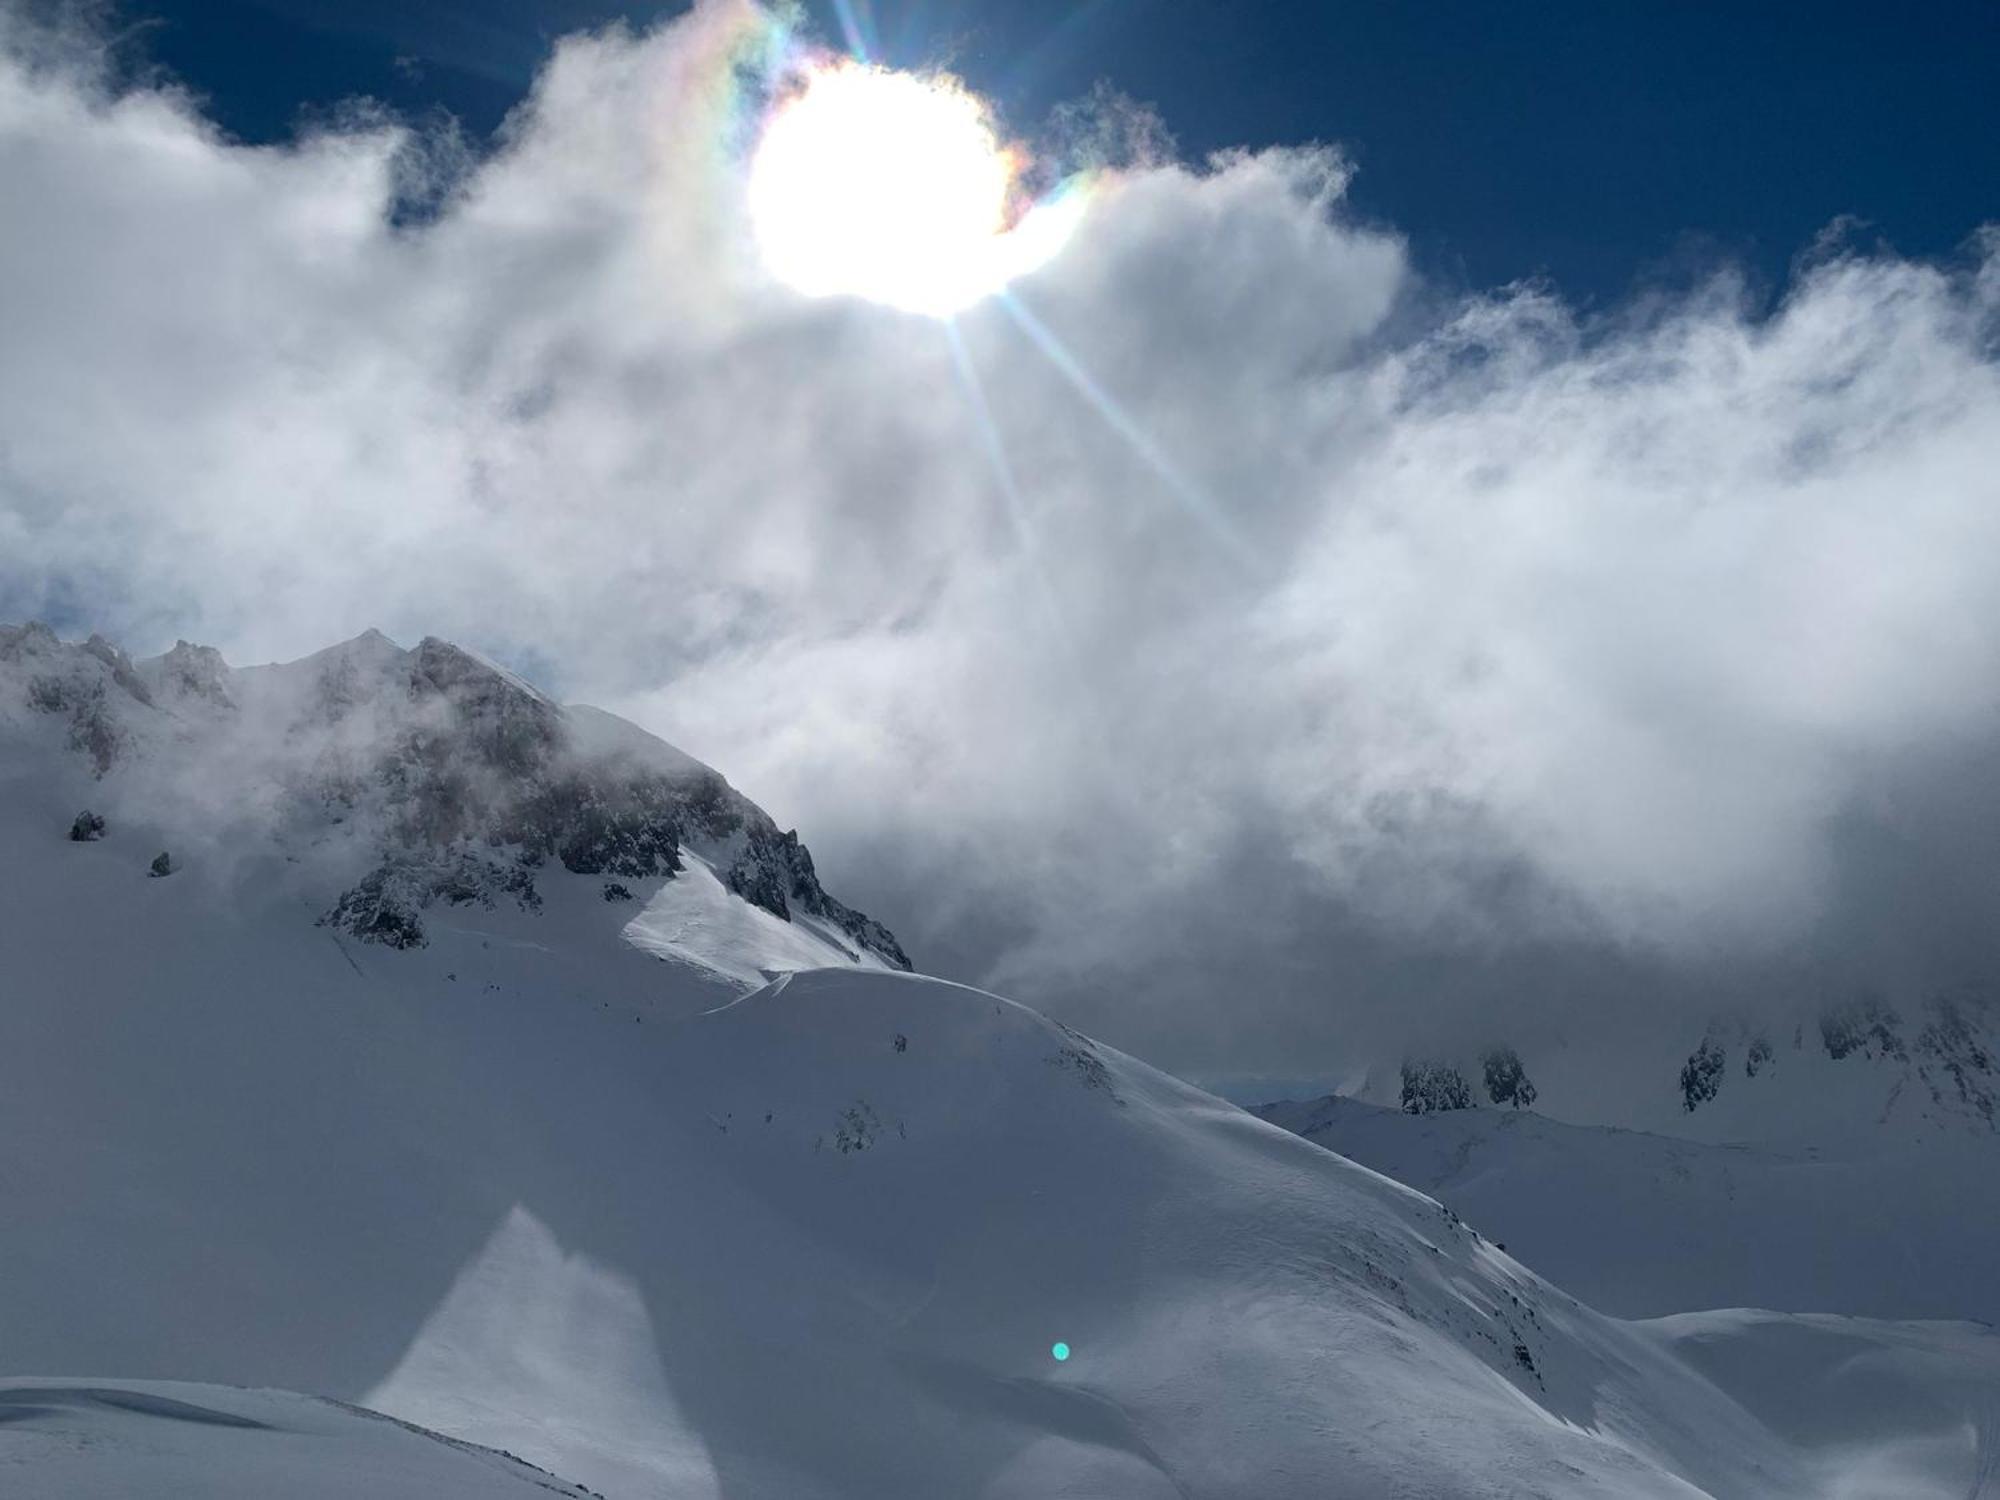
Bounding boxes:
[0,621,908,984]
[4,623,1999,1497]
[1252,1092,2000,1326]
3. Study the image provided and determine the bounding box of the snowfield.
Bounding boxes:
[4,625,1998,1498]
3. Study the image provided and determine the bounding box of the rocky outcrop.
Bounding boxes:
[1744,1035,1774,1077]
[1481,1047,1537,1109]
[1820,997,1906,1062]
[142,641,234,709]
[4,624,154,775]
[1401,1060,1473,1114]
[322,851,542,949]
[724,822,913,969]
[1678,1037,1725,1112]
[1915,998,1997,1127]
[1669,996,1996,1130]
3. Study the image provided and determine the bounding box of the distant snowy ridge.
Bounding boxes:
[0,621,908,980]
[1251,1090,2000,1325]
[1674,996,1998,1131]
[1328,990,2000,1147]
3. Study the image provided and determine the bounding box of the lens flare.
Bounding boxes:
[747,60,1086,316]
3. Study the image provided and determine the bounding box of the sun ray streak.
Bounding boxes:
[942,323,1128,783]
[998,291,1262,569]
[942,319,1073,642]
[828,0,876,62]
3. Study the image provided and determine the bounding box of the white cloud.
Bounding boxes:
[3,2,1997,1071]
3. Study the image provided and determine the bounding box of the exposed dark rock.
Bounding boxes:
[69,810,106,842]
[813,894,911,972]
[602,882,634,903]
[832,1099,883,1154]
[1745,1036,1775,1078]
[725,830,795,920]
[1914,997,1997,1128]
[1049,1025,1123,1103]
[326,868,428,949]
[1401,1061,1473,1114]
[1481,1047,1537,1109]
[25,673,127,775]
[149,851,174,878]
[1679,1038,1725,1112]
[561,809,681,877]
[505,773,690,879]
[1821,997,1905,1061]
[322,851,542,948]
[70,694,127,775]
[722,822,911,970]
[26,674,68,713]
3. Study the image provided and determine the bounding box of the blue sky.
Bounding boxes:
[128,0,2000,303]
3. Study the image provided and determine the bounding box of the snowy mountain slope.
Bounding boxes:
[6,624,2000,1497]
[0,1379,596,1499]
[3,771,1998,1497]
[0,621,907,980]
[1251,1093,2000,1325]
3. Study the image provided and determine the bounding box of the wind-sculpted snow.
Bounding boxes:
[0,622,909,976]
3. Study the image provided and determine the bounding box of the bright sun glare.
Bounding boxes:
[748,61,1084,317]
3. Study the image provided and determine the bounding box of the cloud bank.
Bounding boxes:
[3,1,1998,1080]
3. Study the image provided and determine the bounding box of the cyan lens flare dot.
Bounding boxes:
[1051,1341,1070,1362]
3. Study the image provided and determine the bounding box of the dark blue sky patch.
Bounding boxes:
[120,0,1998,304]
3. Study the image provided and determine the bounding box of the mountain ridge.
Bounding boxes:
[0,621,909,980]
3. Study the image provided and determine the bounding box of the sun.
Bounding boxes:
[747,60,1084,317]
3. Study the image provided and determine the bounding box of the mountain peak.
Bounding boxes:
[3,624,912,978]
